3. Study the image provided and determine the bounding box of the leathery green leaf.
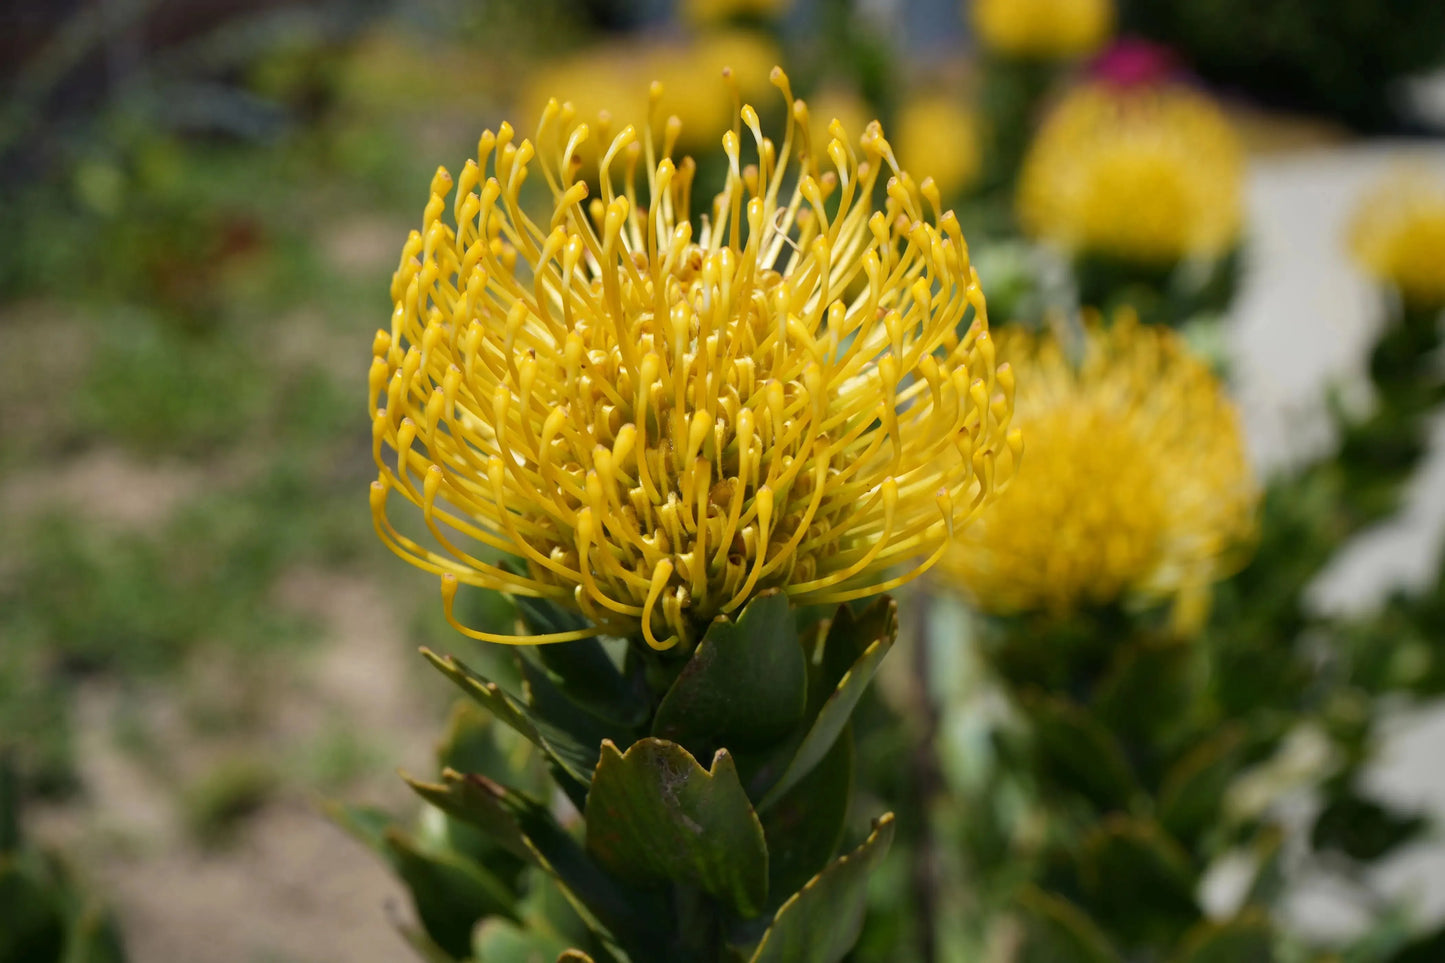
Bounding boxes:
[1022,693,1138,812]
[758,725,854,908]
[747,813,895,963]
[1169,912,1272,963]
[422,649,595,799]
[756,612,894,810]
[1016,887,1122,963]
[652,591,807,758]
[585,738,769,919]
[396,775,665,956]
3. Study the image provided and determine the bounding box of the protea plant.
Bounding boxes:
[342,66,1018,963]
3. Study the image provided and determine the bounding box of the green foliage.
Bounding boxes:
[351,593,901,962]
[891,207,1445,963]
[586,740,768,919]
[77,314,270,457]
[1016,887,1121,963]
[1311,789,1429,864]
[651,592,807,757]
[1073,245,1245,329]
[0,759,126,963]
[1122,0,1445,129]
[975,56,1063,196]
[754,599,897,808]
[181,756,280,846]
[757,732,854,908]
[1172,914,1274,963]
[747,814,895,963]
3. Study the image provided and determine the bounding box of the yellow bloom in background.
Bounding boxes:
[1349,170,1445,309]
[684,0,794,26]
[1017,82,1244,265]
[802,87,873,162]
[370,69,1019,649]
[944,318,1254,621]
[520,32,779,160]
[895,94,982,200]
[970,0,1113,60]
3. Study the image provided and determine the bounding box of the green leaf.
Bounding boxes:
[1387,923,1445,963]
[1243,825,1285,908]
[1016,887,1122,963]
[1157,727,1246,844]
[820,598,897,696]
[747,813,895,963]
[1092,639,1197,742]
[60,900,127,963]
[397,922,464,963]
[510,866,620,963]
[0,760,19,856]
[1169,913,1272,963]
[755,601,897,809]
[517,657,632,799]
[1077,817,1199,948]
[506,792,668,956]
[331,803,517,960]
[436,701,549,797]
[758,725,853,909]
[398,775,664,954]
[652,591,807,758]
[0,856,65,963]
[404,770,533,862]
[472,917,574,963]
[514,596,647,729]
[1022,694,1138,813]
[423,649,596,800]
[1311,789,1428,863]
[585,739,769,919]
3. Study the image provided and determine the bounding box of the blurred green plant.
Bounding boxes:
[1122,0,1445,130]
[182,756,282,848]
[0,755,127,963]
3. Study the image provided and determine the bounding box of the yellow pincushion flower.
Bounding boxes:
[944,318,1254,619]
[970,0,1113,60]
[895,94,982,200]
[1350,171,1445,309]
[1018,82,1244,265]
[370,69,1019,649]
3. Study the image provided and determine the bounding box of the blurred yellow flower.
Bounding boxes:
[520,32,779,159]
[970,0,1113,59]
[944,318,1254,621]
[802,87,873,161]
[684,0,793,25]
[1018,82,1244,265]
[895,94,982,200]
[370,70,1019,649]
[1350,171,1445,309]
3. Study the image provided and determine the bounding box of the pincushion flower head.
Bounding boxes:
[970,0,1114,60]
[370,69,1019,650]
[1017,81,1244,266]
[944,317,1254,623]
[1350,170,1445,310]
